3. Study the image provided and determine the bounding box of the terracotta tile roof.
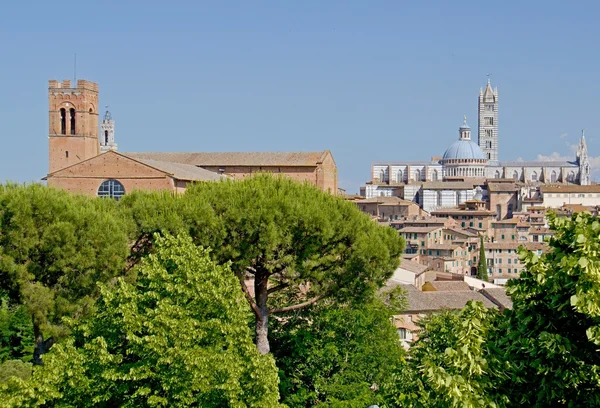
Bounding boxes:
[395,284,497,313]
[392,217,447,225]
[561,204,591,213]
[432,209,496,216]
[541,185,600,193]
[523,242,549,251]
[426,281,471,291]
[126,151,329,167]
[444,228,478,237]
[492,219,519,225]
[131,157,228,182]
[399,226,441,233]
[356,196,416,206]
[481,288,513,310]
[397,259,429,275]
[487,183,519,192]
[427,243,463,250]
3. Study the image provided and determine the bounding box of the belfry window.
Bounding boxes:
[97,179,125,200]
[105,130,109,144]
[60,108,66,134]
[69,108,76,135]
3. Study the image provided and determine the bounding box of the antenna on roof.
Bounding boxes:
[73,53,77,84]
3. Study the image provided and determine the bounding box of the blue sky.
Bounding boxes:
[1,1,599,193]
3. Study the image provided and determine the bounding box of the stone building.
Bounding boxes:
[45,79,338,198]
[362,79,591,212]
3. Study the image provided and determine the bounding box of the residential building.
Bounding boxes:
[541,185,600,208]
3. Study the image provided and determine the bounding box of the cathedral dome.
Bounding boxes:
[442,139,486,161]
[442,116,486,162]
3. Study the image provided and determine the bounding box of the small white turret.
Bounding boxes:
[100,106,117,153]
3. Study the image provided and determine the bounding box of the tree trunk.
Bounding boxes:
[32,320,54,366]
[254,272,270,355]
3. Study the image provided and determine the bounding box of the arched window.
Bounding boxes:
[69,108,76,135]
[60,108,66,134]
[437,191,442,207]
[432,170,438,181]
[396,169,403,183]
[551,171,557,183]
[456,191,460,204]
[532,171,538,182]
[568,171,575,183]
[507,203,513,218]
[379,169,385,182]
[105,130,109,144]
[495,170,500,178]
[513,170,519,181]
[97,179,125,200]
[414,169,421,182]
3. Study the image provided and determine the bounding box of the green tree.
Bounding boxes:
[187,175,404,354]
[477,235,488,281]
[120,175,404,354]
[498,212,600,407]
[271,287,407,407]
[0,234,282,407]
[0,360,31,384]
[0,297,34,363]
[0,184,129,363]
[398,301,505,408]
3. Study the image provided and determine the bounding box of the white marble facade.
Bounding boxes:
[363,80,591,211]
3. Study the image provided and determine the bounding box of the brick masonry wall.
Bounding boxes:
[47,152,174,195]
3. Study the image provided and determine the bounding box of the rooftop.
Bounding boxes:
[126,151,331,167]
[399,226,442,234]
[541,185,600,193]
[396,283,497,313]
[424,281,472,291]
[132,157,227,182]
[481,288,513,310]
[396,259,429,275]
[487,183,519,192]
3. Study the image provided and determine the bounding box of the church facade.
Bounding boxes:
[363,80,591,213]
[45,79,338,198]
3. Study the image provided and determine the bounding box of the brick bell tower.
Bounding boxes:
[48,79,100,174]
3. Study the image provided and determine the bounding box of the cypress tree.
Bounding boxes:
[477,235,489,281]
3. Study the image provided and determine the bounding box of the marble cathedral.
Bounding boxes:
[363,79,591,212]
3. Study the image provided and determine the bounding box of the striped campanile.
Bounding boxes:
[478,77,499,162]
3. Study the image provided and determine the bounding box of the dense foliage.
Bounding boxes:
[120,175,404,354]
[0,234,282,407]
[397,302,505,408]
[3,181,600,407]
[498,212,600,407]
[0,184,130,361]
[271,288,407,407]
[0,297,33,364]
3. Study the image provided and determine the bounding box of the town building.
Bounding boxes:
[45,79,338,198]
[362,79,591,212]
[540,184,600,208]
